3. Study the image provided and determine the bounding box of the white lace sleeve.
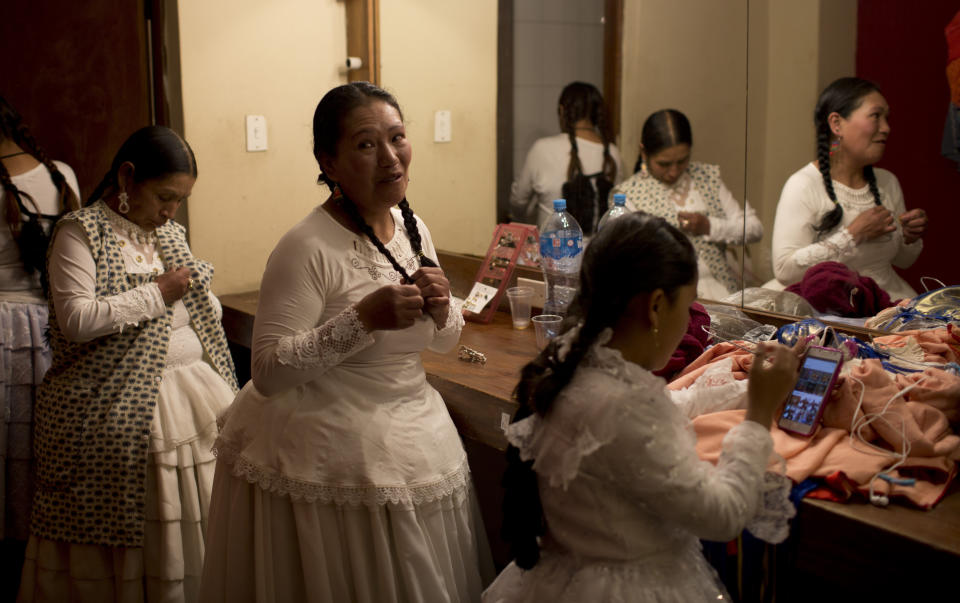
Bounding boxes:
[275,305,375,370]
[428,297,464,353]
[745,471,796,544]
[790,227,857,270]
[106,283,167,333]
[670,357,749,419]
[607,399,776,543]
[48,222,167,343]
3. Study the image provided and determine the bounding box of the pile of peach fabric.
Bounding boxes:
[674,326,960,508]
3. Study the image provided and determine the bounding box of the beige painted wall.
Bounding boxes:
[620,0,749,199]
[378,0,498,260]
[179,0,496,294]
[745,0,857,282]
[179,0,347,294]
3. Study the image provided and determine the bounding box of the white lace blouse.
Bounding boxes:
[214,206,469,507]
[508,331,791,558]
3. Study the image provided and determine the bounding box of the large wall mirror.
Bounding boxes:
[497,0,957,329]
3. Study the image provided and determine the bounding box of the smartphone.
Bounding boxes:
[777,346,844,437]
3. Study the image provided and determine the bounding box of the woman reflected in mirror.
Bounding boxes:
[509,82,623,233]
[769,77,927,302]
[613,109,763,300]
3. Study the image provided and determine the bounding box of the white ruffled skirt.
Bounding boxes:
[0,300,50,543]
[16,354,235,603]
[483,540,731,603]
[199,457,495,603]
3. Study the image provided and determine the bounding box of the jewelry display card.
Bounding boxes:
[462,223,538,324]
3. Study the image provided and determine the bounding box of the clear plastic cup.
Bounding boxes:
[532,314,563,349]
[506,286,533,330]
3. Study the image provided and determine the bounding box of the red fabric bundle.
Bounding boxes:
[785,261,896,317]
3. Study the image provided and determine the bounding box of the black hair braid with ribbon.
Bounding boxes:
[334,189,435,283]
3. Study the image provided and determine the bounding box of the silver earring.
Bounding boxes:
[118,191,130,214]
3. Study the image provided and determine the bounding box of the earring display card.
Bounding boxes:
[463,223,539,324]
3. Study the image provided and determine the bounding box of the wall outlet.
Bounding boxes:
[517,277,545,309]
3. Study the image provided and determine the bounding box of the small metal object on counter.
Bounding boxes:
[457,345,487,365]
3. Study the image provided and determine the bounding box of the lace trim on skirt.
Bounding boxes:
[213,438,471,508]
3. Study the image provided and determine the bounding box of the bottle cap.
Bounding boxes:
[613,193,626,206]
[553,199,567,211]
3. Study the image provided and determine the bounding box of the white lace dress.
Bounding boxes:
[199,207,494,603]
[17,208,236,603]
[483,331,792,603]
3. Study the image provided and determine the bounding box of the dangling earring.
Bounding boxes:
[118,190,130,214]
[829,136,841,157]
[653,326,660,350]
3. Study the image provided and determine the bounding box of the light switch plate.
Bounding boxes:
[246,115,267,152]
[517,277,546,309]
[434,110,451,142]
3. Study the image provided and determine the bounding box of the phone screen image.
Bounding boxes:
[778,348,843,436]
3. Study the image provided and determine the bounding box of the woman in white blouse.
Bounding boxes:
[483,212,801,602]
[769,77,927,301]
[18,126,238,603]
[200,83,493,602]
[613,109,763,300]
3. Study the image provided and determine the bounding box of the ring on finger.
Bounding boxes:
[187,278,196,291]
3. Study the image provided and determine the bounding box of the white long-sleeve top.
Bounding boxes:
[214,206,471,507]
[47,210,221,343]
[0,160,80,299]
[771,163,922,301]
[510,133,623,229]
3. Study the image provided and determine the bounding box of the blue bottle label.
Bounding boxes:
[539,233,583,260]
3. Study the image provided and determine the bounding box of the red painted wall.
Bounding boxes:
[857,0,960,290]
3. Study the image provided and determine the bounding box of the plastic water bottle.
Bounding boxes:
[597,193,628,232]
[539,199,583,316]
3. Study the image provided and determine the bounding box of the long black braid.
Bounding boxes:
[313,83,437,282]
[813,77,884,236]
[501,212,697,569]
[558,82,617,232]
[330,185,436,283]
[1,96,81,286]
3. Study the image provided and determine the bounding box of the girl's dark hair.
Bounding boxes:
[633,109,693,174]
[1,95,81,280]
[86,125,198,206]
[501,211,697,569]
[813,77,883,235]
[312,82,436,280]
[558,82,617,185]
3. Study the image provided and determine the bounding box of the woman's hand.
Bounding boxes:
[677,211,710,236]
[745,341,805,427]
[409,267,451,327]
[156,267,192,304]
[355,284,424,331]
[898,208,928,244]
[846,206,896,244]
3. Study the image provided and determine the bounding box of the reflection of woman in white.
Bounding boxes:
[613,109,763,300]
[510,82,622,232]
[769,77,927,301]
